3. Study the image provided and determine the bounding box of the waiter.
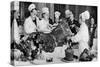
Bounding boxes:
[12,9,20,44]
[65,10,80,35]
[89,18,97,48]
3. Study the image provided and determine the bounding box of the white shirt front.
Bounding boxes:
[24,16,39,34]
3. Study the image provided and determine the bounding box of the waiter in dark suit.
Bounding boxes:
[65,10,80,35]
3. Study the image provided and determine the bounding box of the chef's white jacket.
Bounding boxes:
[37,18,52,33]
[72,22,89,56]
[24,16,39,34]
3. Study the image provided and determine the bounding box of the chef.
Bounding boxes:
[24,4,39,34]
[24,4,40,59]
[71,10,90,57]
[54,11,61,24]
[37,7,52,33]
[50,11,61,28]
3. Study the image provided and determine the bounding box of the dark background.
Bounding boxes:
[17,2,97,25]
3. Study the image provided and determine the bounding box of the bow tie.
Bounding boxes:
[32,19,37,26]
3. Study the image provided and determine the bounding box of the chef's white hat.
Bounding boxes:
[84,10,90,20]
[55,11,61,16]
[28,4,36,12]
[81,10,90,21]
[65,10,72,15]
[42,7,49,14]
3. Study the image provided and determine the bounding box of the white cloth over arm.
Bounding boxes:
[14,19,20,44]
